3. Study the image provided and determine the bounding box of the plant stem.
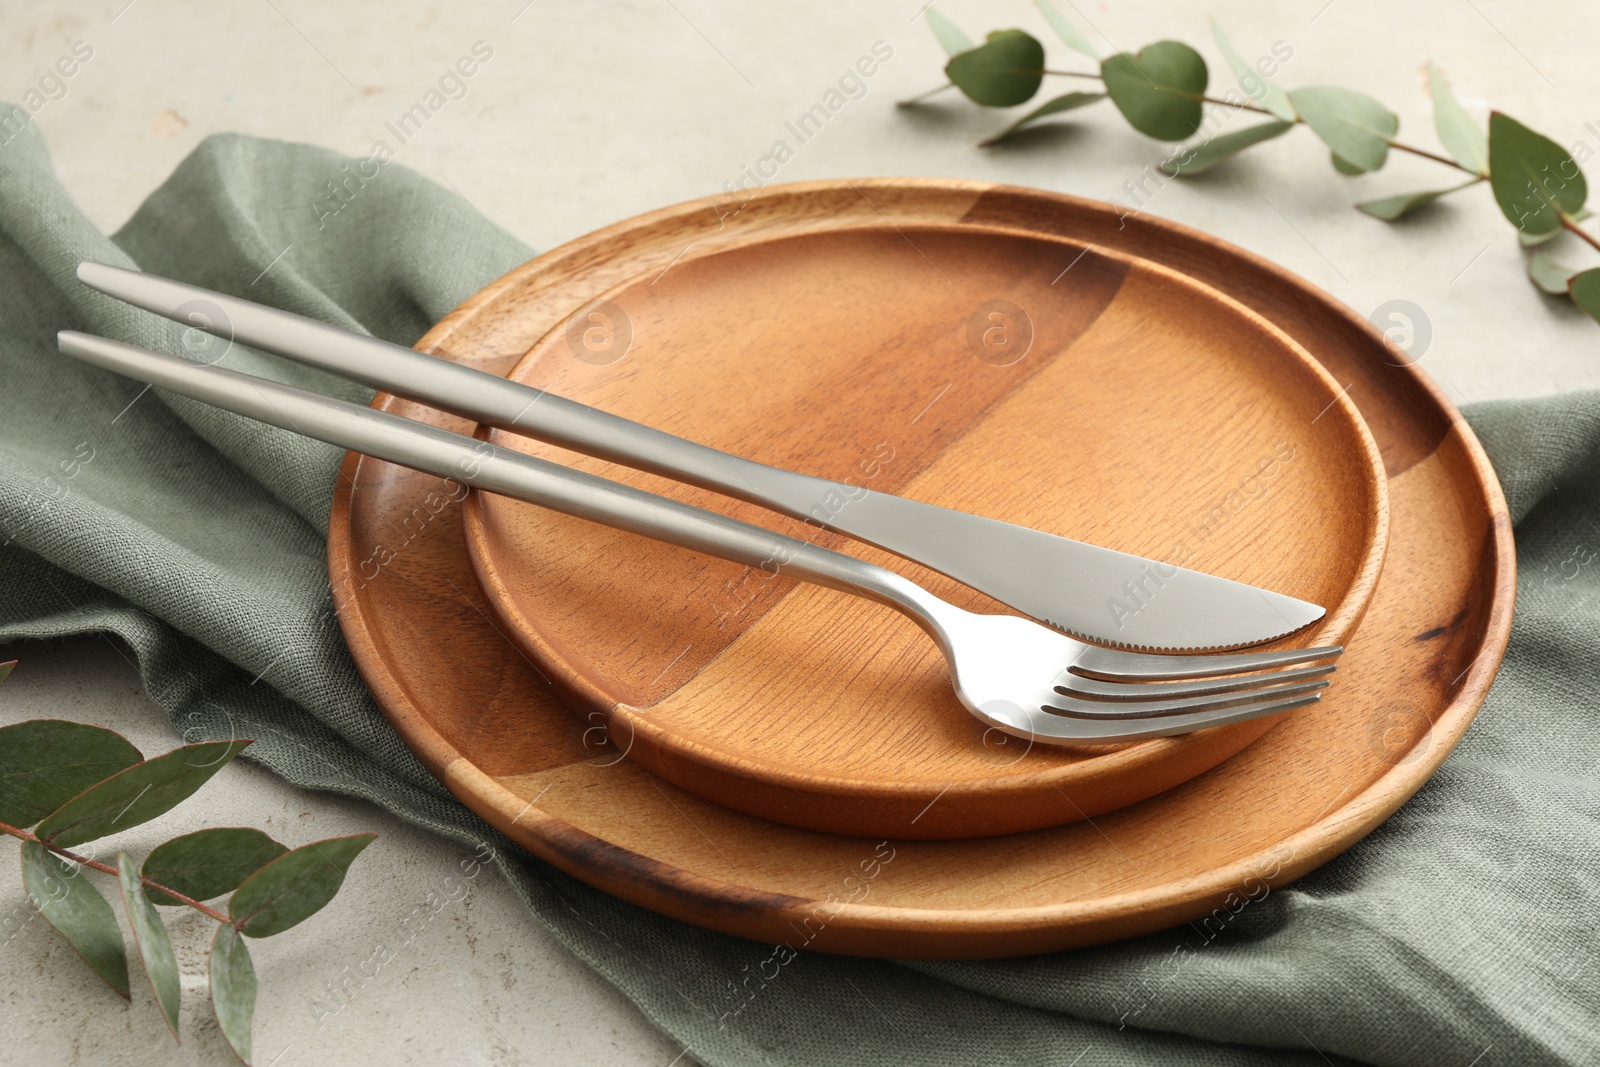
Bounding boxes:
[1036,69,1479,175]
[1561,212,1600,255]
[897,82,956,107]
[0,819,234,925]
[1386,140,1477,174]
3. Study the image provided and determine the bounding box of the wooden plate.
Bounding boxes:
[328,180,1513,958]
[458,222,1387,839]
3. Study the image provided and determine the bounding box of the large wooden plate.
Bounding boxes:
[329,180,1513,958]
[459,222,1387,839]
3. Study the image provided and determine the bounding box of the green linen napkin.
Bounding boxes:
[2,116,1595,1066]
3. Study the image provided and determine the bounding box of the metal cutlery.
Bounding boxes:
[57,329,1341,747]
[74,261,1326,653]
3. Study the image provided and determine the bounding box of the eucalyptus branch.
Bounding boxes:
[914,6,1600,322]
[1,700,377,1065]
[1007,64,1481,176]
[0,819,232,923]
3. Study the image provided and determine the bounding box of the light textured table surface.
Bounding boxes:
[1,0,1595,1063]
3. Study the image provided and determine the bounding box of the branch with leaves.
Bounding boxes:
[0,661,375,1065]
[902,1,1600,323]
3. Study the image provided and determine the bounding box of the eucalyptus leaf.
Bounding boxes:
[1331,152,1365,176]
[117,853,180,1038]
[228,833,376,938]
[1429,65,1488,175]
[1527,251,1581,294]
[20,839,129,998]
[210,924,257,1065]
[1161,120,1294,176]
[1101,41,1208,141]
[1357,179,1482,221]
[34,740,251,848]
[0,720,142,828]
[143,828,288,907]
[0,660,13,683]
[980,91,1105,145]
[1290,87,1398,172]
[1210,20,1294,122]
[1033,0,1099,60]
[1569,268,1600,322]
[944,30,1045,107]
[1489,111,1588,237]
[924,9,973,57]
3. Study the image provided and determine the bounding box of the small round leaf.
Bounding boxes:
[1101,41,1208,141]
[945,30,1045,107]
[1290,86,1398,173]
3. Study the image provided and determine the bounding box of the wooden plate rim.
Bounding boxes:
[328,178,1515,951]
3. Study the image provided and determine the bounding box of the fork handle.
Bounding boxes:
[57,332,953,634]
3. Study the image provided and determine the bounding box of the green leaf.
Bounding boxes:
[1528,251,1581,294]
[0,660,14,684]
[1101,41,1208,141]
[0,720,142,828]
[1569,268,1600,323]
[1210,20,1294,122]
[1429,66,1488,175]
[1161,120,1294,176]
[1034,0,1099,59]
[980,91,1106,145]
[117,853,180,1039]
[1489,112,1588,237]
[143,828,288,907]
[34,740,251,848]
[924,9,973,57]
[1331,152,1365,175]
[20,839,129,997]
[944,30,1045,107]
[210,924,257,1065]
[1357,179,1483,221]
[229,833,376,938]
[1289,87,1398,172]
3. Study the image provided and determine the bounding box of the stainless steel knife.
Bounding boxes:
[75,261,1324,651]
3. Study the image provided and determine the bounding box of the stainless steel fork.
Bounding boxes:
[58,329,1341,746]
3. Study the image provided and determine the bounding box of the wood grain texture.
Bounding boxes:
[327,179,1514,959]
[460,222,1387,838]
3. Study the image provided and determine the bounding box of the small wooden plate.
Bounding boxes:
[459,222,1387,839]
[328,180,1512,958]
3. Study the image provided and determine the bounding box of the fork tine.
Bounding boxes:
[1056,663,1336,702]
[1069,643,1342,682]
[1018,693,1324,743]
[1044,679,1329,720]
